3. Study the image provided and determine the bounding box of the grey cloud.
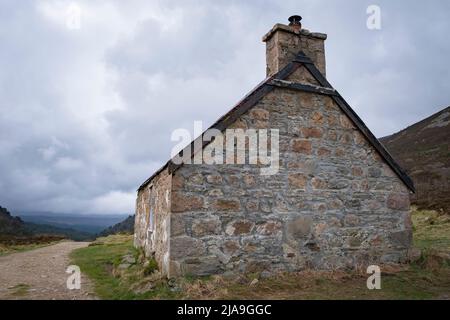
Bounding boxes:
[0,0,448,214]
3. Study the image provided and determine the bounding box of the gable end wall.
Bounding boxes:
[168,85,412,277]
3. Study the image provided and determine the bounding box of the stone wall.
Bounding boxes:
[168,79,411,276]
[134,168,172,276]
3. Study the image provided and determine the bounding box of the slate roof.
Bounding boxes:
[138,51,415,193]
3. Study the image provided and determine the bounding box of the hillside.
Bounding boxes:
[0,206,95,242]
[19,213,127,234]
[380,107,450,212]
[98,215,134,237]
[0,206,65,246]
[24,223,94,242]
[0,206,29,236]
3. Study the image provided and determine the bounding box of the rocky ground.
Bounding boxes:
[0,241,96,300]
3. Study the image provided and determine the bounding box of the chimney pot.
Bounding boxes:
[288,15,302,32]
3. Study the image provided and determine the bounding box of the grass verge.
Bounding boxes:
[411,207,450,251]
[70,234,179,299]
[71,210,450,300]
[181,265,449,300]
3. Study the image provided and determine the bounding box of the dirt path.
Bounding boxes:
[0,241,96,300]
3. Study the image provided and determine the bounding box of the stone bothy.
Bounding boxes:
[134,16,415,278]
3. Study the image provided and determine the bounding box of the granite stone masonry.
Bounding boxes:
[134,17,414,278]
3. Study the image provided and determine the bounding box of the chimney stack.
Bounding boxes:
[262,16,327,77]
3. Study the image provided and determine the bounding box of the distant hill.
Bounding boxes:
[24,222,94,241]
[0,206,103,241]
[98,215,134,237]
[380,106,450,213]
[19,213,127,234]
[0,206,29,236]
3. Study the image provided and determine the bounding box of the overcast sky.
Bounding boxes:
[0,0,449,215]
